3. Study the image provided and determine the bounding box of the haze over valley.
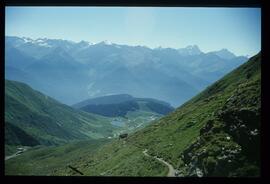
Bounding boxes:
[5,36,248,107]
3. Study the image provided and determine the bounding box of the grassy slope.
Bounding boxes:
[5,80,118,146]
[5,122,40,146]
[179,52,261,176]
[5,139,110,175]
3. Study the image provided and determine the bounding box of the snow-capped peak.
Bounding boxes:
[185,45,200,50]
[33,38,52,47]
[178,45,202,56]
[22,37,34,43]
[35,38,48,43]
[19,37,52,47]
[77,40,94,49]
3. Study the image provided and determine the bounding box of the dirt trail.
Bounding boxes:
[5,147,28,161]
[143,149,176,177]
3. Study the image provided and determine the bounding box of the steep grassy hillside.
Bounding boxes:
[5,80,118,146]
[5,138,168,176]
[5,122,39,146]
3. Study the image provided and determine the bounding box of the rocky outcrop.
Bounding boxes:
[180,81,260,177]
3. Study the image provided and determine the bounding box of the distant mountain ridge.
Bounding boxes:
[73,94,174,117]
[178,45,202,56]
[73,94,134,108]
[208,48,236,60]
[5,36,245,57]
[5,36,248,107]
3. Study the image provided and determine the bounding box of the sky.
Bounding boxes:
[6,7,261,56]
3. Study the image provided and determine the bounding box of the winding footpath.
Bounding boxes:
[143,149,176,177]
[5,147,28,161]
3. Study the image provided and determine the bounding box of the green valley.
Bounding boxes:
[5,80,119,147]
[73,94,175,137]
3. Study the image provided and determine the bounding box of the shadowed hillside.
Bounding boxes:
[5,80,118,146]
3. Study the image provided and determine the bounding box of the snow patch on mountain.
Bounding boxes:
[37,42,52,48]
[178,45,202,56]
[22,37,34,43]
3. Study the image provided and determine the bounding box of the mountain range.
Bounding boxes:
[5,36,248,107]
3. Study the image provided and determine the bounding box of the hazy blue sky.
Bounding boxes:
[6,7,261,56]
